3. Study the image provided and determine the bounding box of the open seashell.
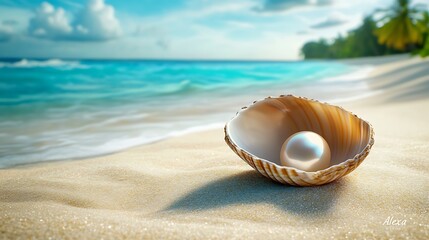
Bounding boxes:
[224,95,374,186]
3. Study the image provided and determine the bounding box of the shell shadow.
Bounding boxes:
[165,171,348,216]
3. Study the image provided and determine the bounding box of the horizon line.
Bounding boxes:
[0,56,314,63]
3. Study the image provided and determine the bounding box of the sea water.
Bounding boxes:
[0,58,368,167]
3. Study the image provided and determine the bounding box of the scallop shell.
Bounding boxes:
[224,95,374,186]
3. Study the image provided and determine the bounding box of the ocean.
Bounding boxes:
[0,58,371,167]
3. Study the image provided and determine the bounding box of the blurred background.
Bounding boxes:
[0,0,427,60]
[0,0,428,167]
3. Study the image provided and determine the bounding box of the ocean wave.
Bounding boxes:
[0,60,359,168]
[152,79,195,95]
[113,80,220,98]
[149,79,278,97]
[0,121,225,168]
[0,58,83,69]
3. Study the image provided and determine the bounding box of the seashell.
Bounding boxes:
[224,95,374,186]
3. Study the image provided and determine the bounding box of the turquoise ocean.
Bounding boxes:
[0,58,371,167]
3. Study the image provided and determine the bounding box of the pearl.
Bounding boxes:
[280,131,331,172]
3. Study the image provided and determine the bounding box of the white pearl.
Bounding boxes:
[280,131,331,172]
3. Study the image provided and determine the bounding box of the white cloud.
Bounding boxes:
[257,0,335,12]
[28,2,72,39]
[310,12,348,29]
[72,0,121,41]
[0,23,14,42]
[28,0,121,41]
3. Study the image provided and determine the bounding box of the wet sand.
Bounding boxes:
[0,55,428,239]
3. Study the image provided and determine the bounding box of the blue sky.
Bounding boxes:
[0,0,426,60]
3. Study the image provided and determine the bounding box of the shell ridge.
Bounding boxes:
[224,95,374,186]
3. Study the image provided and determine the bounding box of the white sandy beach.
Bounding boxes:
[0,56,428,239]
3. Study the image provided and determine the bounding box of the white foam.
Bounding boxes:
[0,58,82,68]
[0,121,225,168]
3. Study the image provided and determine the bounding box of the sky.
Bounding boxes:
[0,0,426,60]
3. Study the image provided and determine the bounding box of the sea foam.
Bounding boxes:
[0,58,82,68]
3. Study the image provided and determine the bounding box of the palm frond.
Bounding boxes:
[374,0,426,50]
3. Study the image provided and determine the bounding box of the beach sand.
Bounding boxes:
[1,56,428,239]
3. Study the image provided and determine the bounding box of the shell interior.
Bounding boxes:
[226,96,372,172]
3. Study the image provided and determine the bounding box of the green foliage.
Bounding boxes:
[418,38,429,57]
[374,0,425,50]
[416,11,429,57]
[301,17,403,59]
[301,0,429,59]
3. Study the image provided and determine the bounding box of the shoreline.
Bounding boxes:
[0,54,424,169]
[0,55,428,239]
[0,53,409,63]
[0,58,369,168]
[5,122,226,170]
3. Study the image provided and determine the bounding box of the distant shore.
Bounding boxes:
[0,53,411,63]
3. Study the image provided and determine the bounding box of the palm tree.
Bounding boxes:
[416,11,429,56]
[374,0,427,50]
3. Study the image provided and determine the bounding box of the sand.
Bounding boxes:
[1,56,428,239]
